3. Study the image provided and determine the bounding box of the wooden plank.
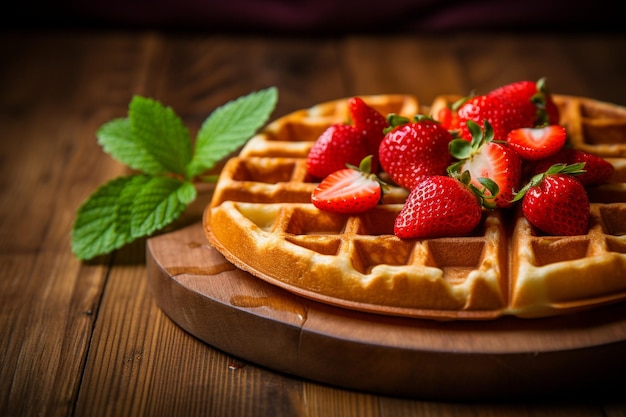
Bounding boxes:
[344,35,468,102]
[146,34,349,127]
[345,33,626,106]
[0,32,154,417]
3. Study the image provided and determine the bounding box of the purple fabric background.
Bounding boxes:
[4,0,615,33]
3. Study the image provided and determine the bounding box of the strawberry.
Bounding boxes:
[306,123,370,180]
[433,103,461,131]
[487,77,560,126]
[348,97,389,160]
[311,156,383,214]
[378,115,454,190]
[513,163,590,236]
[434,105,455,130]
[506,124,567,161]
[531,147,615,185]
[448,120,522,208]
[394,175,485,239]
[456,94,529,142]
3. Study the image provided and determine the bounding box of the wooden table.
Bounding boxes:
[2,29,626,417]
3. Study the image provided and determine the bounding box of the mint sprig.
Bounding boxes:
[71,87,278,260]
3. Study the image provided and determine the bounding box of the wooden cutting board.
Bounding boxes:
[146,221,626,401]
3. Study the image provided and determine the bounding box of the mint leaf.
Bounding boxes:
[129,177,196,238]
[71,175,149,260]
[187,86,278,178]
[97,118,169,175]
[130,96,193,176]
[116,174,153,239]
[71,175,195,260]
[72,87,278,261]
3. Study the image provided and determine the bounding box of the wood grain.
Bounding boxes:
[1,30,626,417]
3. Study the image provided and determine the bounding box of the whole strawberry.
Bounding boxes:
[448,120,522,208]
[311,156,384,214]
[456,94,529,142]
[306,123,370,180]
[513,163,590,236]
[487,77,560,127]
[432,100,462,131]
[379,115,453,190]
[531,147,615,185]
[348,97,389,161]
[394,175,485,239]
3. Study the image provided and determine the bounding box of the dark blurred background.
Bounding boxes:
[2,0,620,34]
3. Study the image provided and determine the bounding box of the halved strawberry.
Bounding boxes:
[506,124,567,161]
[306,123,370,180]
[448,120,522,208]
[311,157,383,214]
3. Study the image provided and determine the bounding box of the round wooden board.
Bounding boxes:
[146,222,626,401]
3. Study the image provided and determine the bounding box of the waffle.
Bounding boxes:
[204,94,626,320]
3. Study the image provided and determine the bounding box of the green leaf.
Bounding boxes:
[73,88,280,261]
[449,138,473,160]
[187,87,278,178]
[97,118,169,175]
[129,96,193,176]
[477,177,499,197]
[71,175,150,260]
[130,177,197,238]
[116,175,153,240]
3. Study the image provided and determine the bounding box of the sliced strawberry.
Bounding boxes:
[506,124,567,161]
[378,116,453,190]
[449,120,522,208]
[514,163,590,236]
[532,147,615,185]
[394,175,483,239]
[306,123,370,180]
[348,97,389,159]
[311,157,383,214]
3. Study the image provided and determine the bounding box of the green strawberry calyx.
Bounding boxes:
[511,162,586,203]
[382,113,439,134]
[451,170,499,210]
[531,77,553,127]
[447,119,498,164]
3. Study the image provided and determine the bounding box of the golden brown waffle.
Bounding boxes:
[204,94,626,320]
